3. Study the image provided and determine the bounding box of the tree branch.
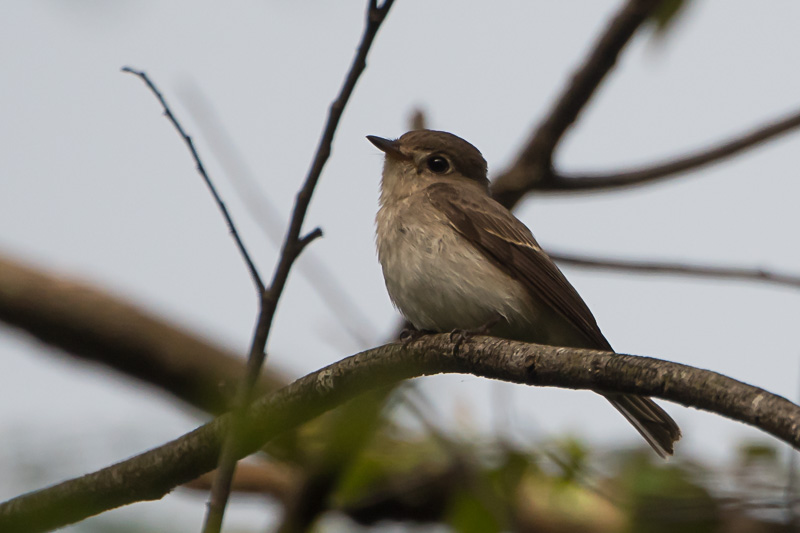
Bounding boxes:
[203,1,397,529]
[540,107,800,192]
[122,67,265,294]
[491,0,661,210]
[0,254,286,414]
[183,461,298,503]
[548,250,800,290]
[2,333,798,533]
[179,85,377,346]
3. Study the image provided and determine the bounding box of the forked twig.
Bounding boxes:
[202,1,396,531]
[491,0,662,209]
[179,85,376,346]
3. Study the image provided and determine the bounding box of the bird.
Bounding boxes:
[368,129,680,457]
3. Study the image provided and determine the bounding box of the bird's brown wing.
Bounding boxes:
[426,182,612,351]
[426,182,681,457]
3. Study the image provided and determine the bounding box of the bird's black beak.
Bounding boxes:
[367,135,406,159]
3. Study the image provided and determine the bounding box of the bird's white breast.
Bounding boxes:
[375,194,538,334]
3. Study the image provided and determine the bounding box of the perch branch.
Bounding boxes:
[2,333,799,533]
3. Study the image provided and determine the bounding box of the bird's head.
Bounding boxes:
[367,130,489,202]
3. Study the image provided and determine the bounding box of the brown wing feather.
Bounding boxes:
[425,182,680,455]
[426,182,611,350]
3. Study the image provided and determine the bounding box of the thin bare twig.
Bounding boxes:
[121,67,265,294]
[202,1,396,531]
[179,84,376,347]
[549,250,800,290]
[541,107,800,192]
[4,333,800,533]
[491,0,661,210]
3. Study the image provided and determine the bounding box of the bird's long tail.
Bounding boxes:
[604,394,681,458]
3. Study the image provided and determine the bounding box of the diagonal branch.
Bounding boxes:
[179,85,377,346]
[549,250,800,290]
[2,333,799,533]
[491,0,661,210]
[203,1,396,530]
[0,254,286,414]
[122,67,265,294]
[540,107,800,192]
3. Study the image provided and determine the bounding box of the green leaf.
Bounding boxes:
[446,488,503,533]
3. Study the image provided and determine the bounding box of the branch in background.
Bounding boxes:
[540,107,800,192]
[203,1,397,530]
[491,0,661,210]
[487,0,800,202]
[409,107,427,130]
[122,67,266,294]
[3,333,800,533]
[0,254,286,414]
[181,459,472,527]
[276,387,394,533]
[183,461,298,504]
[549,250,800,290]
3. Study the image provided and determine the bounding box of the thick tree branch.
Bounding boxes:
[491,0,661,210]
[0,254,286,414]
[540,107,800,192]
[549,250,800,290]
[2,334,798,533]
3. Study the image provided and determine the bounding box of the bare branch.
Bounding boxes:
[0,254,286,414]
[2,333,799,533]
[491,0,661,210]
[121,67,265,294]
[298,227,324,251]
[203,1,397,530]
[180,84,376,347]
[549,250,800,290]
[541,107,800,192]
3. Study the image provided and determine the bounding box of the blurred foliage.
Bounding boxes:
[616,452,719,533]
[7,387,799,532]
[249,391,798,532]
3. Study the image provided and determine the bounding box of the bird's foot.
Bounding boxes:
[449,315,503,354]
[400,327,434,346]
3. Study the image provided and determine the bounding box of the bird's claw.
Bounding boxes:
[400,327,433,346]
[449,315,503,354]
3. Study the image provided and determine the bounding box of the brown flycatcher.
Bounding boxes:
[369,129,680,457]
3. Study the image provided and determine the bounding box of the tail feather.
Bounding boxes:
[604,394,681,458]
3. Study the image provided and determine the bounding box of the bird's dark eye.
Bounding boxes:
[426,156,450,174]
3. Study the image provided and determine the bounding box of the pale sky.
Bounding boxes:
[2,1,799,530]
